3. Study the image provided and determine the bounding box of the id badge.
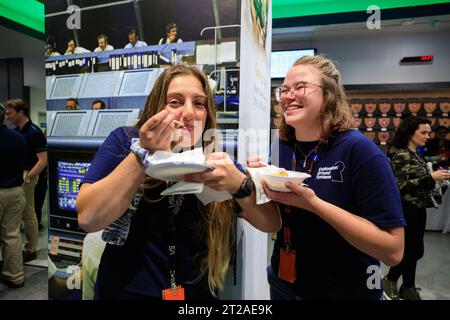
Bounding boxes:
[278,248,296,283]
[162,285,185,300]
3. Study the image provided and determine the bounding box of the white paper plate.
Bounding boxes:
[145,162,211,181]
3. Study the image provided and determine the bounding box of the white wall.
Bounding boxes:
[24,55,45,88]
[273,30,450,85]
[29,86,46,130]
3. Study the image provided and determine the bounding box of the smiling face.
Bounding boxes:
[164,74,208,148]
[280,64,324,130]
[5,107,20,126]
[168,27,177,42]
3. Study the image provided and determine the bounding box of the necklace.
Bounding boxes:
[295,143,319,169]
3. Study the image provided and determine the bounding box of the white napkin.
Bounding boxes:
[147,148,205,167]
[160,181,205,196]
[145,148,232,204]
[195,187,232,205]
[246,165,282,205]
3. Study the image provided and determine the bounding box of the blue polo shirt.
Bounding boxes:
[0,124,26,187]
[15,120,47,170]
[270,129,405,300]
[82,126,221,299]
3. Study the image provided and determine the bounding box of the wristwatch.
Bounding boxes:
[232,177,255,199]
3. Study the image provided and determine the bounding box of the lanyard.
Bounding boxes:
[283,141,322,250]
[292,142,321,176]
[167,193,184,289]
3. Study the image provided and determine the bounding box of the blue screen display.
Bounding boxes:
[57,161,91,212]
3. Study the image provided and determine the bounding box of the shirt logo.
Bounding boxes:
[316,161,345,183]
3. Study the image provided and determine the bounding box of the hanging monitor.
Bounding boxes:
[87,109,140,137]
[48,74,83,99]
[78,71,120,98]
[47,110,92,137]
[271,49,316,79]
[117,68,163,97]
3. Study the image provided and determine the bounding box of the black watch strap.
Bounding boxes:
[232,177,255,199]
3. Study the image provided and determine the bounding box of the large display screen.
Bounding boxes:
[56,160,90,212]
[271,49,316,78]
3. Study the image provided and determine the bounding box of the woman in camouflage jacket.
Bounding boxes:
[383,116,450,300]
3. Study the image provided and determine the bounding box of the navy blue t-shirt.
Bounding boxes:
[270,130,405,300]
[16,121,47,170]
[82,126,230,299]
[0,124,26,187]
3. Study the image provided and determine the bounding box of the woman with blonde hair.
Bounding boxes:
[77,64,280,299]
[250,55,406,299]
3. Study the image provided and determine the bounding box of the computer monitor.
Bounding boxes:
[56,160,91,212]
[48,148,96,226]
[271,48,316,79]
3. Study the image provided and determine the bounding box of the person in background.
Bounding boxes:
[94,35,114,52]
[249,55,405,300]
[76,64,280,299]
[66,98,79,110]
[383,116,450,300]
[0,103,27,288]
[65,39,90,55]
[424,125,449,169]
[91,100,106,110]
[81,230,106,300]
[35,128,48,231]
[124,29,147,49]
[158,22,183,45]
[5,99,47,263]
[45,44,61,57]
[34,168,47,231]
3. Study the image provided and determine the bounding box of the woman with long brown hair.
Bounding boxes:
[76,64,280,299]
[251,55,406,299]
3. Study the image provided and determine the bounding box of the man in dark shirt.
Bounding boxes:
[0,103,27,287]
[5,99,47,262]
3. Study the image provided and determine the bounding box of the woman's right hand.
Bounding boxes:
[246,155,267,168]
[139,110,177,154]
[431,169,450,181]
